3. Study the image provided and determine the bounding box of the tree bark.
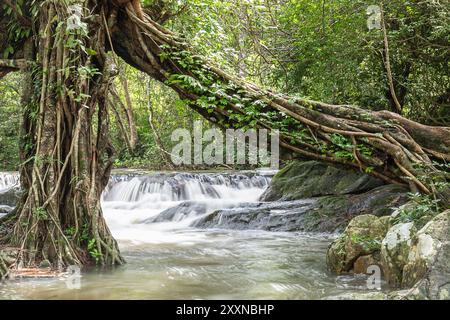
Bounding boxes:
[1,1,124,273]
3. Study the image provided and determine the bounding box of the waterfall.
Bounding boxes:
[0,170,273,243]
[0,172,19,191]
[103,172,271,203]
[101,171,273,244]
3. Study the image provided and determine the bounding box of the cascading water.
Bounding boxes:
[0,172,20,216]
[0,172,19,192]
[0,170,384,300]
[102,172,271,244]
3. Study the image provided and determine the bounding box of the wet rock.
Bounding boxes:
[144,201,210,223]
[191,200,317,231]
[345,185,408,218]
[193,185,407,233]
[0,205,13,216]
[260,160,383,201]
[326,215,389,274]
[380,222,417,287]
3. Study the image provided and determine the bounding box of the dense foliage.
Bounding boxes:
[0,73,21,170]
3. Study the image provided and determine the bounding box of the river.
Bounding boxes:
[0,171,384,299]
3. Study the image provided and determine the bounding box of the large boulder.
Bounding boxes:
[380,222,417,287]
[402,211,449,289]
[326,214,390,274]
[296,184,407,232]
[353,252,382,274]
[254,159,407,231]
[260,160,384,201]
[387,211,450,300]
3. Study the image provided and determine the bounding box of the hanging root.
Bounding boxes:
[0,252,10,279]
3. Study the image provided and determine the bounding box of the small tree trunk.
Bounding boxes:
[109,88,133,152]
[380,2,402,114]
[118,64,139,151]
[146,79,174,169]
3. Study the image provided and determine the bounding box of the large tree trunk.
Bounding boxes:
[1,1,124,272]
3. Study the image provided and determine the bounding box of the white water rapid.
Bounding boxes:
[102,172,271,244]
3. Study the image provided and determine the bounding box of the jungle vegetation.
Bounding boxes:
[0,0,448,274]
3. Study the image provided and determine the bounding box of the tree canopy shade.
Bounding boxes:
[0,0,449,274]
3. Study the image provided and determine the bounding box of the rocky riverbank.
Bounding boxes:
[192,160,449,300]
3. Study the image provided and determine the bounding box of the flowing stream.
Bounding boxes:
[0,171,383,299]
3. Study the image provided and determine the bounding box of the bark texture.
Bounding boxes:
[1,0,125,273]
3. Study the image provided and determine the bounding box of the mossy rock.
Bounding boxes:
[327,214,390,274]
[353,252,382,274]
[260,161,383,201]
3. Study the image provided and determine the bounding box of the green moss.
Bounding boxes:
[350,234,381,252]
[262,160,383,201]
